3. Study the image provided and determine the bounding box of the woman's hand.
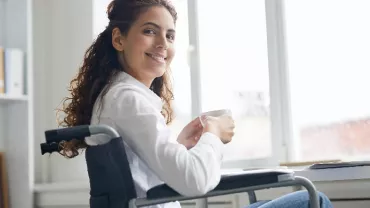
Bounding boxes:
[202,115,235,144]
[177,117,203,150]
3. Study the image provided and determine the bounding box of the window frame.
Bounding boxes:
[186,0,294,167]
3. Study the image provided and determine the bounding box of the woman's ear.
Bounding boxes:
[112,28,125,51]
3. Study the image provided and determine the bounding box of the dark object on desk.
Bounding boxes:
[308,161,370,170]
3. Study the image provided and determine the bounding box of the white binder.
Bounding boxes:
[4,48,24,96]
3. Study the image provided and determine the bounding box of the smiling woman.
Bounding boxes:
[58,0,179,134]
[56,0,235,207]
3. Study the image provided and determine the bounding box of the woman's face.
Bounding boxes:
[112,6,176,87]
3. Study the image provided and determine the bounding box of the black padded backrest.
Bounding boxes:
[85,137,137,208]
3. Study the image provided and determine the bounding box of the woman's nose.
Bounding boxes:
[155,36,168,50]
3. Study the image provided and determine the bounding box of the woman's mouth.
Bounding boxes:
[145,53,166,64]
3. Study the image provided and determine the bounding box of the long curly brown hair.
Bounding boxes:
[56,0,177,158]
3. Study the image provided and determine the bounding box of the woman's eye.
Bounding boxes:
[144,29,156,35]
[167,34,175,41]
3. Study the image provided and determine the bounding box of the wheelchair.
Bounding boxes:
[40,124,321,208]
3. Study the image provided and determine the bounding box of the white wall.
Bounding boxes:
[33,0,52,184]
[33,0,94,183]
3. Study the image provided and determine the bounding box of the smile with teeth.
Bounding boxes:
[146,53,166,64]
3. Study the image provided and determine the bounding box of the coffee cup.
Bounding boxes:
[199,109,232,127]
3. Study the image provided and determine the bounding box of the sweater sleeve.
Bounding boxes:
[111,87,224,196]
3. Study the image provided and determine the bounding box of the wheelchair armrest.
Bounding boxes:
[43,124,119,144]
[146,169,294,199]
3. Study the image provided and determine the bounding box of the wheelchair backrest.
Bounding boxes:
[85,137,137,208]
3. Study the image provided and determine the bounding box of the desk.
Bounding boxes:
[295,166,370,182]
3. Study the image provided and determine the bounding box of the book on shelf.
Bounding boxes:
[0,46,25,96]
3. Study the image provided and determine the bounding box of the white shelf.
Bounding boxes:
[0,94,28,103]
[1,0,34,207]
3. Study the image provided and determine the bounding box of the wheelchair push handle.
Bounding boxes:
[45,125,90,144]
[41,124,120,155]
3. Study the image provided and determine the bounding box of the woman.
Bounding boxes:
[57,0,333,207]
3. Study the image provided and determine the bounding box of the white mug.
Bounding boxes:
[199,109,232,127]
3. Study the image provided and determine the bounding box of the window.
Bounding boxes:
[284,0,370,161]
[93,0,111,39]
[168,0,192,140]
[196,0,273,164]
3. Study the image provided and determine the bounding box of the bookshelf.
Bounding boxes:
[0,0,34,207]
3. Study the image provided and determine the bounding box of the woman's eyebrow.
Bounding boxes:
[141,22,176,33]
